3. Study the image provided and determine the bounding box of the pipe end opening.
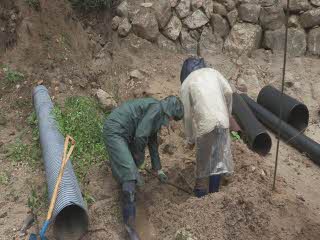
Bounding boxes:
[288,104,309,131]
[252,133,272,156]
[54,205,88,240]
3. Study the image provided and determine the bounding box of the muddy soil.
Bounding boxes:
[1,1,320,240]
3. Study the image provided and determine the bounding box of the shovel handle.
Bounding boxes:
[46,135,76,221]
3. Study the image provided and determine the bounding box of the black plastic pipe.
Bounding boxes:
[257,85,309,131]
[241,94,320,166]
[232,93,272,155]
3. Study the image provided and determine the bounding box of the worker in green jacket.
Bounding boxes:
[103,96,184,239]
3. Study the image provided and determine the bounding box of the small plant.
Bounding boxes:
[69,0,112,10]
[0,172,9,185]
[2,66,24,85]
[25,0,40,10]
[53,96,108,181]
[231,131,241,141]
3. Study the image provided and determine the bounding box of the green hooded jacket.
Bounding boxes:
[103,96,183,183]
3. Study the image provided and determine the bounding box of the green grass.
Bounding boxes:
[25,0,40,10]
[53,96,108,181]
[2,66,24,85]
[69,0,112,10]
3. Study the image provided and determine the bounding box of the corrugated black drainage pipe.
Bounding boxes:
[33,86,88,239]
[241,94,320,166]
[232,93,272,155]
[257,85,309,131]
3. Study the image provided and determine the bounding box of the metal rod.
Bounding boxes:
[145,169,192,195]
[273,0,290,190]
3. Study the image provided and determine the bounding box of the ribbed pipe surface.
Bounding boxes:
[33,86,88,239]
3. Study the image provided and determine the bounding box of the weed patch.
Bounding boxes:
[53,96,108,181]
[1,66,24,85]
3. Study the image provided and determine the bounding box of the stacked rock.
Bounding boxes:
[111,0,320,57]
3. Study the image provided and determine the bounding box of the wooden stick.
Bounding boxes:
[46,136,76,221]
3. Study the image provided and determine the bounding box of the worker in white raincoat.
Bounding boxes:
[180,57,234,198]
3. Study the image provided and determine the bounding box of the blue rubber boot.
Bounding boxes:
[209,175,221,193]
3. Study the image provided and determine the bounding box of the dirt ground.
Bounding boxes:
[1,1,320,240]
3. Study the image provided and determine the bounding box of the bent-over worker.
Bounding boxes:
[103,96,184,237]
[180,57,234,198]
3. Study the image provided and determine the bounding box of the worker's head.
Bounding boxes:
[180,57,206,84]
[161,96,184,122]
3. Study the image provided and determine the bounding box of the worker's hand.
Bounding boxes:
[157,170,168,183]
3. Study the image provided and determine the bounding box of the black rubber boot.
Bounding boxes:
[122,181,136,226]
[209,175,221,193]
[122,181,140,240]
[193,188,207,198]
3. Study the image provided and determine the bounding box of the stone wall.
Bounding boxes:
[111,0,320,57]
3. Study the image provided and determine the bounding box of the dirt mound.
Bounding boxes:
[146,142,320,240]
[81,141,320,240]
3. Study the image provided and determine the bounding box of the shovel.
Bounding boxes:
[29,135,76,240]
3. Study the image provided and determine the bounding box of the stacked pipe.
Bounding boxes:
[33,86,88,239]
[240,86,320,166]
[232,93,272,155]
[257,85,309,131]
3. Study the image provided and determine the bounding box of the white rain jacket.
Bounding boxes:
[180,68,233,144]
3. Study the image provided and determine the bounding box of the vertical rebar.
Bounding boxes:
[273,0,290,190]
